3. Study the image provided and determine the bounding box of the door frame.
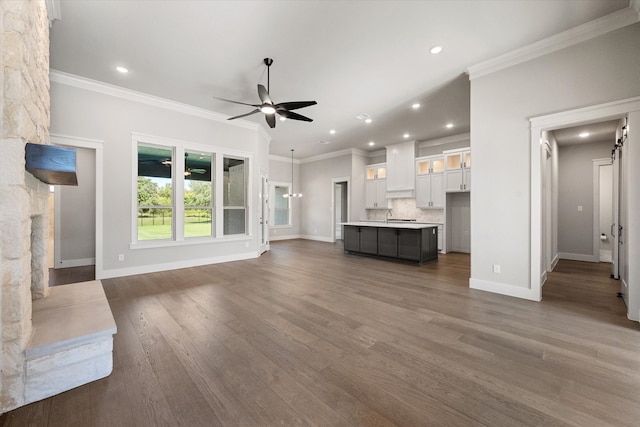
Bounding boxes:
[331,176,351,243]
[51,134,104,278]
[259,170,269,254]
[530,96,640,302]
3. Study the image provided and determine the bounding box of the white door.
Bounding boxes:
[611,148,620,279]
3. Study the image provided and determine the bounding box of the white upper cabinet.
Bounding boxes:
[365,163,388,209]
[444,148,471,192]
[415,155,444,208]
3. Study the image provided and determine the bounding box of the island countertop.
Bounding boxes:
[341,222,438,229]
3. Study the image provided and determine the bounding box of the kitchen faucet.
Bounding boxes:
[385,209,392,223]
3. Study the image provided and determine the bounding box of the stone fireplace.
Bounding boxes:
[1,0,116,413]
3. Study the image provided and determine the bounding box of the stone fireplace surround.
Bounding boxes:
[1,0,116,413]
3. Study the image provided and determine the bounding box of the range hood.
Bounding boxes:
[385,140,416,198]
[25,143,78,186]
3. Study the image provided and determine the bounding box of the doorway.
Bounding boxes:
[50,134,104,280]
[530,97,639,317]
[331,177,350,242]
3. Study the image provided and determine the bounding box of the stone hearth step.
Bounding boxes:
[24,280,117,404]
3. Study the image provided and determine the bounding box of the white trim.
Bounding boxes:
[49,70,262,132]
[269,154,301,164]
[50,134,104,279]
[551,254,560,271]
[300,148,367,164]
[300,235,335,243]
[558,252,598,263]
[57,258,95,269]
[469,278,541,301]
[418,133,470,149]
[99,252,258,280]
[466,6,640,79]
[599,249,612,263]
[367,149,386,158]
[269,234,302,241]
[530,97,640,306]
[331,176,351,242]
[541,270,547,287]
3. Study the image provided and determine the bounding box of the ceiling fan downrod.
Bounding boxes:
[264,58,273,94]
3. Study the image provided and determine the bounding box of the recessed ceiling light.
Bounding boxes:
[446,123,454,128]
[368,141,375,146]
[329,129,336,134]
[403,133,410,139]
[430,46,443,54]
[579,132,590,138]
[365,118,372,124]
[116,66,129,74]
[412,103,421,109]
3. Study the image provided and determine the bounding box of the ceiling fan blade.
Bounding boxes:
[227,108,261,120]
[277,110,313,122]
[265,113,276,128]
[213,96,259,108]
[275,101,317,111]
[257,84,273,104]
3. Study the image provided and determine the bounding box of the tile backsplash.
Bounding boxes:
[366,198,444,223]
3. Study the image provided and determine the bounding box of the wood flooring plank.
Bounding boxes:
[3,241,639,426]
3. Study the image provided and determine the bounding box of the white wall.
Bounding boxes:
[50,76,270,279]
[469,23,640,300]
[299,153,352,241]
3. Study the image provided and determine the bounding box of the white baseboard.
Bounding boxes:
[300,235,335,243]
[551,254,559,270]
[469,278,541,301]
[97,251,258,280]
[56,257,95,269]
[541,271,548,287]
[269,234,301,241]
[558,252,598,263]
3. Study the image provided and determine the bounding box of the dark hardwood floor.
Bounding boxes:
[2,240,638,426]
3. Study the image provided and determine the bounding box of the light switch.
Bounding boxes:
[577,205,583,212]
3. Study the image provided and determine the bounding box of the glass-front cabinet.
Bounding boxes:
[365,163,388,209]
[415,155,444,208]
[443,148,471,192]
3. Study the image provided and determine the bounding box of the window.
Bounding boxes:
[184,151,213,238]
[223,157,247,235]
[137,145,173,241]
[133,134,251,245]
[272,183,291,226]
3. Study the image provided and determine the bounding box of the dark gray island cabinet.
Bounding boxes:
[342,222,438,264]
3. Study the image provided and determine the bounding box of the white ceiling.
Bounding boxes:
[552,119,620,146]
[49,0,630,159]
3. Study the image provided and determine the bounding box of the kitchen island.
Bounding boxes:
[342,222,438,264]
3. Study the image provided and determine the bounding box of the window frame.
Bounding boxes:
[270,181,292,227]
[130,133,253,249]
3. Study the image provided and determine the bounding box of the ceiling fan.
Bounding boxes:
[214,58,317,129]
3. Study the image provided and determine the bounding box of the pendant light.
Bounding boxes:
[283,149,302,198]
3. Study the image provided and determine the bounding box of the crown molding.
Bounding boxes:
[269,154,300,164]
[300,148,367,164]
[418,132,470,148]
[466,6,640,80]
[49,70,263,133]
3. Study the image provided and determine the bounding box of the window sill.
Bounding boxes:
[130,234,252,250]
[270,225,293,229]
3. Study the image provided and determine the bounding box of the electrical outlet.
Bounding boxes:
[118,254,124,261]
[493,264,501,274]
[577,205,583,212]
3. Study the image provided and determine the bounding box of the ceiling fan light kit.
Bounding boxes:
[214,57,317,129]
